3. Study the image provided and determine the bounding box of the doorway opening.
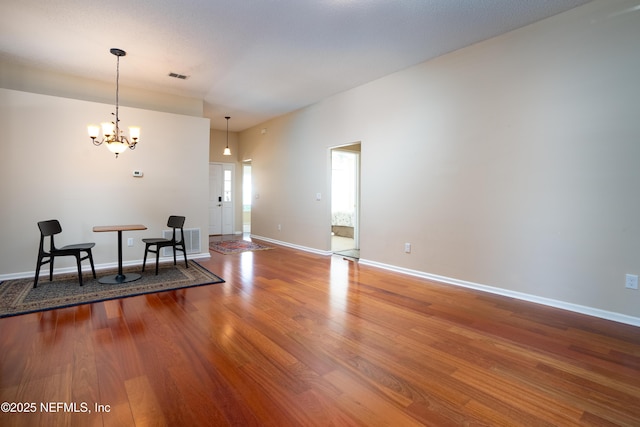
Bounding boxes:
[242,162,252,234]
[331,143,360,259]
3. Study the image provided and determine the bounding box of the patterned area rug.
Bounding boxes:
[0,261,224,318]
[209,238,273,254]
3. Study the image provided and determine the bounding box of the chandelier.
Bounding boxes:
[88,48,140,158]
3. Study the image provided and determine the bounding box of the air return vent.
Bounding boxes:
[168,72,188,79]
[161,228,201,257]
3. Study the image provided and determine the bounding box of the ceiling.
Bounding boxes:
[1,0,592,131]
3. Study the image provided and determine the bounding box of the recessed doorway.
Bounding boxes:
[331,143,360,259]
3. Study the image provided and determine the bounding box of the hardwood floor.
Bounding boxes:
[1,238,639,426]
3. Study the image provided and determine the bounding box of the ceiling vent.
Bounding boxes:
[168,72,188,80]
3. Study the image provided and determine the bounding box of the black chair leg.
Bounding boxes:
[49,257,55,282]
[34,256,43,288]
[142,244,149,272]
[183,247,188,269]
[75,254,83,286]
[88,250,96,278]
[155,248,160,275]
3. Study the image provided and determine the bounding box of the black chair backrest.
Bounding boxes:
[166,216,185,243]
[38,220,62,237]
[167,216,185,228]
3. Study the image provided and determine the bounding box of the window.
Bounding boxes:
[224,170,232,202]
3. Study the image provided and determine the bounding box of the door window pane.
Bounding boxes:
[224,170,232,202]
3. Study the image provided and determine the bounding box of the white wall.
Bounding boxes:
[0,88,210,277]
[240,0,640,321]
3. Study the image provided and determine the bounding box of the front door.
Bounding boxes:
[210,162,235,235]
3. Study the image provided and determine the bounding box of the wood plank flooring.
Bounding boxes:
[1,238,639,426]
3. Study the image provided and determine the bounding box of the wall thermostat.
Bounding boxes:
[133,170,144,177]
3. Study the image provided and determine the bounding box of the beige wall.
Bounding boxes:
[240,112,335,249]
[0,88,210,277]
[240,0,640,320]
[0,58,204,117]
[209,128,239,163]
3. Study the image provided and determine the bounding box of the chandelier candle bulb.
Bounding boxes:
[129,127,140,141]
[88,125,100,139]
[101,122,114,137]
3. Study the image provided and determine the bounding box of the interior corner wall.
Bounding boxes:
[0,88,210,277]
[239,0,640,319]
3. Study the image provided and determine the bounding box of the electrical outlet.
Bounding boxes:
[277,224,282,231]
[404,243,411,253]
[625,274,638,289]
[127,237,134,247]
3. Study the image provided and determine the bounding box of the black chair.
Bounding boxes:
[142,215,189,275]
[34,219,96,288]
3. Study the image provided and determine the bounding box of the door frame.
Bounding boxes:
[329,143,361,252]
[209,162,236,235]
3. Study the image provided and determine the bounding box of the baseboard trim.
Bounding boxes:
[359,258,640,327]
[0,252,211,281]
[250,235,333,256]
[247,237,639,327]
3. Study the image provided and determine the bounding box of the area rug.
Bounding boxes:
[0,261,224,318]
[209,238,273,255]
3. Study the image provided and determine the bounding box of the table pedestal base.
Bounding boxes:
[98,273,142,284]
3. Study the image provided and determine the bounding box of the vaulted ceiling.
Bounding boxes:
[1,0,592,131]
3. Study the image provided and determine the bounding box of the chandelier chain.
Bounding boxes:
[114,54,120,133]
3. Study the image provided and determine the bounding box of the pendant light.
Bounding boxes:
[223,116,231,156]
